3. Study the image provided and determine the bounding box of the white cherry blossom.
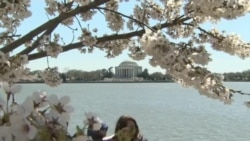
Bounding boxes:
[48,94,74,114]
[40,67,62,87]
[2,82,22,95]
[84,112,102,130]
[0,126,12,141]
[73,135,90,141]
[45,108,70,129]
[9,114,37,141]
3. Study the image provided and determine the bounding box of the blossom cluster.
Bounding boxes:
[0,82,106,141]
[97,39,130,58]
[208,29,250,59]
[38,34,63,58]
[78,28,97,48]
[185,0,250,20]
[136,28,232,104]
[163,0,183,21]
[45,0,58,16]
[0,51,30,83]
[105,0,124,32]
[80,10,96,21]
[192,28,250,59]
[0,0,31,32]
[74,0,91,6]
[44,0,75,25]
[40,67,62,87]
[133,4,149,26]
[45,0,74,15]
[0,83,75,141]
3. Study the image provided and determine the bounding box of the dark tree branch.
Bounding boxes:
[230,89,250,96]
[17,23,59,55]
[28,42,82,60]
[0,0,111,53]
[197,26,223,41]
[28,16,191,61]
[0,34,21,39]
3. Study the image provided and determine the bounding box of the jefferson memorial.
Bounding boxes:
[115,61,142,79]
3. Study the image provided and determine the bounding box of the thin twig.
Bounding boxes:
[182,22,223,41]
[230,89,250,96]
[63,23,78,31]
[136,0,149,31]
[0,34,21,39]
[74,15,83,30]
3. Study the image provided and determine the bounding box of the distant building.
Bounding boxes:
[115,61,142,79]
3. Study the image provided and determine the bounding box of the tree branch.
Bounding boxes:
[183,22,223,41]
[17,23,59,55]
[28,16,191,61]
[0,0,111,53]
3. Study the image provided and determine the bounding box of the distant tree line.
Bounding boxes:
[62,67,114,82]
[223,70,250,81]
[28,67,173,82]
[60,68,173,82]
[28,68,250,83]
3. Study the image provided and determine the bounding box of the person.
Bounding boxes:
[87,121,108,141]
[72,112,108,141]
[102,115,147,141]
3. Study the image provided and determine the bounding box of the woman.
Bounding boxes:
[103,115,147,141]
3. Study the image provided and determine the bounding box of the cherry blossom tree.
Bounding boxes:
[1,0,250,140]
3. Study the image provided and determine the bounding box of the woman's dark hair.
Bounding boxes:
[114,115,140,141]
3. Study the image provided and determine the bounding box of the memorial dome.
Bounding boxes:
[119,61,138,67]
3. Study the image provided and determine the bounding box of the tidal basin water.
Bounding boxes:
[12,82,250,141]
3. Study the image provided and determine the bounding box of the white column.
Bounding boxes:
[132,68,134,77]
[117,68,119,78]
[132,68,134,78]
[122,68,124,77]
[120,68,122,78]
[131,68,133,78]
[128,68,130,77]
[125,68,127,77]
[128,68,130,78]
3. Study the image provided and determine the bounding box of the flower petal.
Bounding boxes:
[27,124,37,139]
[64,105,74,113]
[48,94,59,105]
[60,96,70,105]
[2,82,10,93]
[11,84,22,94]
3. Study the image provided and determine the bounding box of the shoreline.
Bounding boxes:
[18,80,174,84]
[17,80,250,84]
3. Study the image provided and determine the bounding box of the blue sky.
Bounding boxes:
[15,1,250,74]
